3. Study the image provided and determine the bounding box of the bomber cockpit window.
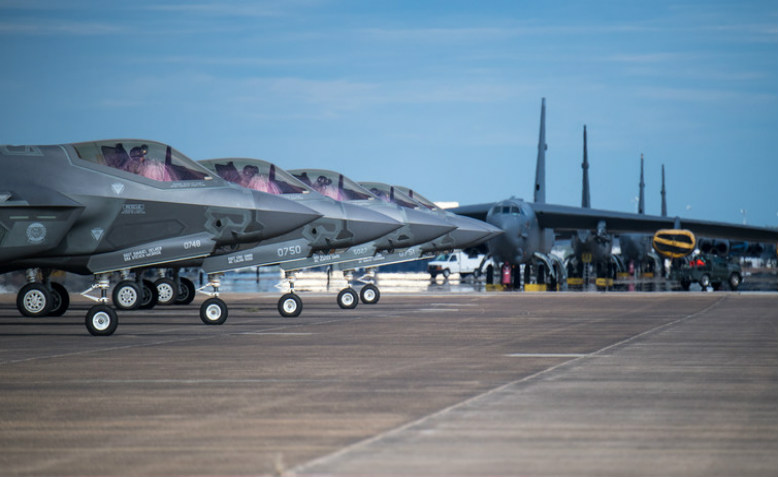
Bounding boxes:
[290,169,374,201]
[493,203,522,215]
[202,159,309,195]
[72,140,210,181]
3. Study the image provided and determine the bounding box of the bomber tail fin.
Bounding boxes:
[533,98,547,204]
[581,125,590,208]
[661,164,667,217]
[638,154,645,215]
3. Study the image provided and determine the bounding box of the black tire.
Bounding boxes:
[442,269,451,279]
[85,305,118,336]
[139,279,159,309]
[278,293,303,317]
[729,272,741,291]
[699,274,711,289]
[17,283,52,317]
[337,288,358,309]
[175,277,196,305]
[112,280,142,310]
[155,277,177,305]
[680,278,691,291]
[360,284,380,305]
[48,282,70,316]
[200,297,228,325]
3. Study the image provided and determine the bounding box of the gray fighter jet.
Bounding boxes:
[0,140,321,335]
[452,98,778,289]
[269,169,458,314]
[189,157,403,317]
[276,178,499,312]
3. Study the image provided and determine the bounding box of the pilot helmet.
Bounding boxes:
[130,145,148,159]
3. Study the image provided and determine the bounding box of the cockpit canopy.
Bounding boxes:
[200,158,309,195]
[72,140,212,182]
[359,182,418,209]
[289,169,375,201]
[393,187,440,211]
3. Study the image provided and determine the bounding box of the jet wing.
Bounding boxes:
[532,203,778,243]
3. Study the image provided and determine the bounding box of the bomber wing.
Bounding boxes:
[532,202,778,243]
[448,202,494,222]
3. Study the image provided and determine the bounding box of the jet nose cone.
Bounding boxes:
[341,202,403,244]
[447,214,502,248]
[403,208,457,245]
[253,192,323,239]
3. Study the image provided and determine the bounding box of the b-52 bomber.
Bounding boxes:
[0,139,322,335]
[452,98,778,289]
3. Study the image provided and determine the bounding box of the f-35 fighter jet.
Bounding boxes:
[0,139,321,335]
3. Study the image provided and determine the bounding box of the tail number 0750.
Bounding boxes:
[277,245,303,257]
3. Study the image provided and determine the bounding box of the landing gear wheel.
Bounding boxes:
[175,277,196,305]
[337,288,358,309]
[17,283,52,317]
[155,277,177,306]
[48,282,70,316]
[278,293,303,317]
[728,272,741,291]
[112,280,142,310]
[86,305,118,336]
[139,280,159,309]
[200,297,228,325]
[699,274,711,289]
[360,284,380,305]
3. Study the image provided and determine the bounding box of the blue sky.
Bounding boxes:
[1,0,776,227]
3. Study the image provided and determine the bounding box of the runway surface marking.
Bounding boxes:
[505,353,588,358]
[290,296,728,475]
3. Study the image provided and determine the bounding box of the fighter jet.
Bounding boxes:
[269,169,458,314]
[452,98,778,289]
[273,181,499,312]
[0,139,321,335]
[187,157,403,317]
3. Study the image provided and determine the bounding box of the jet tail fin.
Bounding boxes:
[581,125,590,208]
[533,98,547,204]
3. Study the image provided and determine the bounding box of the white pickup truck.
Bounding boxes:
[427,251,484,279]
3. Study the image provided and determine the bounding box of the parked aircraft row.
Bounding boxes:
[2,98,776,336]
[0,141,499,335]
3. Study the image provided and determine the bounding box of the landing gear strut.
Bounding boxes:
[81,274,118,336]
[197,273,228,325]
[278,271,302,317]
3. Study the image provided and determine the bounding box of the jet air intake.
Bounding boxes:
[652,229,696,259]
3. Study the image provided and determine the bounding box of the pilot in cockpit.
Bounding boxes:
[128,145,176,181]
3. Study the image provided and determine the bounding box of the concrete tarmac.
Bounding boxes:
[0,292,776,476]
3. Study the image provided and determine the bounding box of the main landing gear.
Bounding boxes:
[16,269,70,318]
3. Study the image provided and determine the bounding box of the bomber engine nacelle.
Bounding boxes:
[698,238,729,256]
[652,229,696,259]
